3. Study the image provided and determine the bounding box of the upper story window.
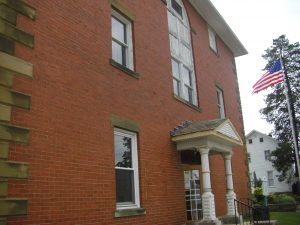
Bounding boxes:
[114,128,140,209]
[264,150,271,161]
[112,9,134,70]
[248,139,253,144]
[216,87,225,118]
[167,0,198,106]
[208,27,217,53]
[259,137,264,142]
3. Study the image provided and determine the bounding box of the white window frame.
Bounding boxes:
[111,9,134,70]
[167,0,198,105]
[267,170,274,187]
[208,27,217,52]
[114,128,140,209]
[216,87,225,118]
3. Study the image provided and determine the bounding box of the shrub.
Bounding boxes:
[268,193,275,204]
[254,187,264,202]
[273,194,296,204]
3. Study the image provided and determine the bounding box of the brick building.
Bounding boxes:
[0,0,249,224]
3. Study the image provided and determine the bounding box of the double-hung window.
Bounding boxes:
[267,171,274,187]
[111,9,133,70]
[167,0,198,105]
[114,128,140,209]
[264,150,271,161]
[216,87,225,118]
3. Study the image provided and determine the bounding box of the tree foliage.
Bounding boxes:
[260,35,300,180]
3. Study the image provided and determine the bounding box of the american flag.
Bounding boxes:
[252,59,284,94]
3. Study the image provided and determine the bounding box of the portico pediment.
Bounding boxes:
[170,118,243,152]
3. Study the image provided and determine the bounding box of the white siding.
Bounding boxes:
[217,122,239,141]
[246,131,291,193]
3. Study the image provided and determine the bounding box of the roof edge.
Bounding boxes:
[189,0,248,57]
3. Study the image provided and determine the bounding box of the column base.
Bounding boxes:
[185,219,222,225]
[202,192,217,222]
[219,215,239,224]
[226,191,237,216]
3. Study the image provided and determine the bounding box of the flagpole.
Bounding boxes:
[279,53,300,183]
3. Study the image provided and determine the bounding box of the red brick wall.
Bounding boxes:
[8,0,249,224]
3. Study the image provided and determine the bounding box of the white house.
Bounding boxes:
[246,130,291,193]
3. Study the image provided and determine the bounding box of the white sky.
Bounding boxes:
[210,0,300,135]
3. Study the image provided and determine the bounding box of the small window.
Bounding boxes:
[208,27,217,52]
[216,87,225,118]
[264,150,271,161]
[112,9,134,70]
[114,128,140,209]
[267,171,274,187]
[171,0,183,18]
[248,139,253,144]
[259,137,264,142]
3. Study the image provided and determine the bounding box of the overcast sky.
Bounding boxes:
[209,0,300,135]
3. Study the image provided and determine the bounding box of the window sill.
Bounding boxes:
[109,59,139,79]
[173,95,202,112]
[114,208,146,218]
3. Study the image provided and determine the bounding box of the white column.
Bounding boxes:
[223,153,237,216]
[197,147,217,222]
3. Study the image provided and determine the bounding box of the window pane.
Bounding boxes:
[216,91,221,104]
[171,59,180,78]
[116,169,134,203]
[112,17,125,43]
[173,78,180,96]
[171,0,183,18]
[182,67,191,85]
[112,41,126,66]
[115,134,132,168]
[183,85,193,103]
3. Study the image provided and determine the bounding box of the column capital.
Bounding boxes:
[222,152,233,160]
[195,146,210,155]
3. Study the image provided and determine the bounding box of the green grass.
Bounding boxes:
[271,212,300,225]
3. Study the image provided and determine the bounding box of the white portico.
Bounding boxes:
[171,119,243,224]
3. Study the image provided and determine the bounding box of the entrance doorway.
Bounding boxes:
[183,167,202,221]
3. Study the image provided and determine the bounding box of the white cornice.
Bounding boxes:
[189,0,248,57]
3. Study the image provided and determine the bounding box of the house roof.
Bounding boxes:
[189,0,248,57]
[245,130,275,142]
[171,118,243,147]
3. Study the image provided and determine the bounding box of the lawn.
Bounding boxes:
[271,212,300,225]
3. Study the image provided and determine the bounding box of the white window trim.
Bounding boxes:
[216,87,225,118]
[208,27,217,53]
[112,9,134,70]
[167,0,198,106]
[114,128,140,209]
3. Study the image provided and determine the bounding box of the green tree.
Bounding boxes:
[260,35,300,181]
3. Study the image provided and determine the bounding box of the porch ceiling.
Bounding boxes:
[171,118,243,152]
